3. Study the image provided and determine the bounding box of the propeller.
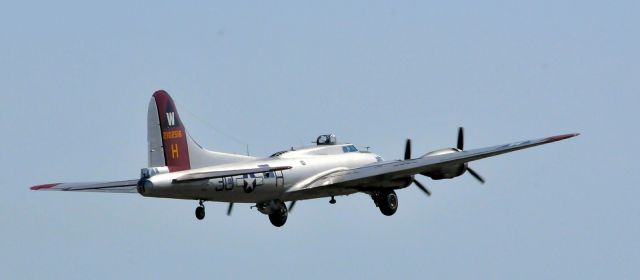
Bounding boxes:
[405,139,412,160]
[405,139,431,197]
[288,201,296,212]
[227,203,233,216]
[466,167,485,184]
[456,127,485,184]
[412,178,431,196]
[457,127,464,150]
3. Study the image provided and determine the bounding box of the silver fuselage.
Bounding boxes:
[142,144,381,203]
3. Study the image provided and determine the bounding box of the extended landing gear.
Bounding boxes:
[195,200,205,220]
[268,200,288,227]
[373,190,398,216]
[268,208,288,227]
[329,196,336,204]
[257,200,288,227]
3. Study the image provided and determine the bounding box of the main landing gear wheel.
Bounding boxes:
[195,200,205,220]
[376,190,398,216]
[268,202,288,227]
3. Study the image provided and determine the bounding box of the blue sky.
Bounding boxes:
[1,1,638,279]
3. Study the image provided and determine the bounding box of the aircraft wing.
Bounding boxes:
[30,180,139,193]
[30,165,294,193]
[286,133,579,196]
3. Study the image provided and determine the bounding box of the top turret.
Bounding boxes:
[316,134,337,145]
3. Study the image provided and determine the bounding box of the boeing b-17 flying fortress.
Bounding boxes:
[32,90,579,227]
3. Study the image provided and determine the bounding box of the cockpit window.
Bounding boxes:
[342,145,358,153]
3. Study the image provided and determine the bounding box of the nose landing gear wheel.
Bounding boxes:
[376,190,398,216]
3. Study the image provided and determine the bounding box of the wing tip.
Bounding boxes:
[544,133,580,143]
[30,183,60,190]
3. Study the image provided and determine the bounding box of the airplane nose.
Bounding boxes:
[136,179,153,195]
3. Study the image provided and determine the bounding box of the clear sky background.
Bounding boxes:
[1,1,638,279]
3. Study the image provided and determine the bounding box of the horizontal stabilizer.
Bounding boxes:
[30,180,139,193]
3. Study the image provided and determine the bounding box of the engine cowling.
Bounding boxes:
[419,148,467,180]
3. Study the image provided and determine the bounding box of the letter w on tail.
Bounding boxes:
[166,112,176,127]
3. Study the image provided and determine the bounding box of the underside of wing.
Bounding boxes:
[30,180,139,193]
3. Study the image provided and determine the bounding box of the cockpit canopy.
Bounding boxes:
[270,134,358,158]
[317,134,337,145]
[342,144,358,153]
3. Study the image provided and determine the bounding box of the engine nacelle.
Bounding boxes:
[419,148,467,180]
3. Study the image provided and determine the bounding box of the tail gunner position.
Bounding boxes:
[31,90,579,227]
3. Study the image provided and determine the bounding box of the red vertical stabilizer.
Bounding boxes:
[152,90,191,172]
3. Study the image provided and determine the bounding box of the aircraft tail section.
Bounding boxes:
[148,90,256,172]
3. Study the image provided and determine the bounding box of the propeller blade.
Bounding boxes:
[413,179,431,196]
[227,203,233,216]
[457,127,464,150]
[404,139,412,160]
[467,167,485,184]
[288,201,296,212]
